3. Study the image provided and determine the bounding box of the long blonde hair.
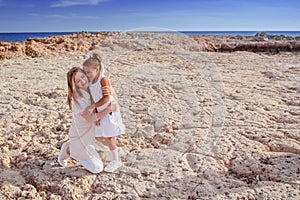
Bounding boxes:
[67,67,84,109]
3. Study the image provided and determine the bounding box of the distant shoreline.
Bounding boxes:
[1,31,300,42]
[1,31,300,60]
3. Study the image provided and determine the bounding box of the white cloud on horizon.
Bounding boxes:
[50,0,108,7]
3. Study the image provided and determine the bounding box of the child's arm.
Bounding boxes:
[82,83,113,115]
[94,77,111,108]
[95,102,117,120]
[102,85,112,96]
[81,102,117,123]
[84,84,112,113]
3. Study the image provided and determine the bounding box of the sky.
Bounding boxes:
[0,0,299,32]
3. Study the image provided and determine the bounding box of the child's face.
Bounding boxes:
[74,71,89,90]
[83,66,98,82]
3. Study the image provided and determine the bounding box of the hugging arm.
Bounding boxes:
[82,84,114,115]
[102,85,116,97]
[94,77,110,108]
[81,102,117,123]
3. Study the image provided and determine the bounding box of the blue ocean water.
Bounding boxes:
[1,31,300,42]
[0,32,75,42]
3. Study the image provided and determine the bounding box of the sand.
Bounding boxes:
[0,32,300,199]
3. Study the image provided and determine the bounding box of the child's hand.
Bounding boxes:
[102,86,111,96]
[95,120,100,126]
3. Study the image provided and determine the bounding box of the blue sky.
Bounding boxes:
[0,0,299,32]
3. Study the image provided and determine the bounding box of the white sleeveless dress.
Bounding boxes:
[89,75,125,138]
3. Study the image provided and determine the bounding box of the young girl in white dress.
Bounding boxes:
[83,53,125,172]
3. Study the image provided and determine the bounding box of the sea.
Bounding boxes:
[0,31,300,42]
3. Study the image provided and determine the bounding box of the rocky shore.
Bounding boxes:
[193,32,300,53]
[1,32,300,60]
[0,32,299,199]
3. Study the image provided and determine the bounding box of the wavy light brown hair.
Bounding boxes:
[83,52,102,70]
[67,67,84,109]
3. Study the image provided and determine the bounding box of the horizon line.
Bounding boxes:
[1,29,300,34]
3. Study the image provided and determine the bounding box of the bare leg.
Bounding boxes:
[106,137,120,162]
[94,137,110,151]
[96,137,117,150]
[95,137,107,145]
[105,137,117,151]
[103,137,122,172]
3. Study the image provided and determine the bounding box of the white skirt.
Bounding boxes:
[95,112,125,138]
